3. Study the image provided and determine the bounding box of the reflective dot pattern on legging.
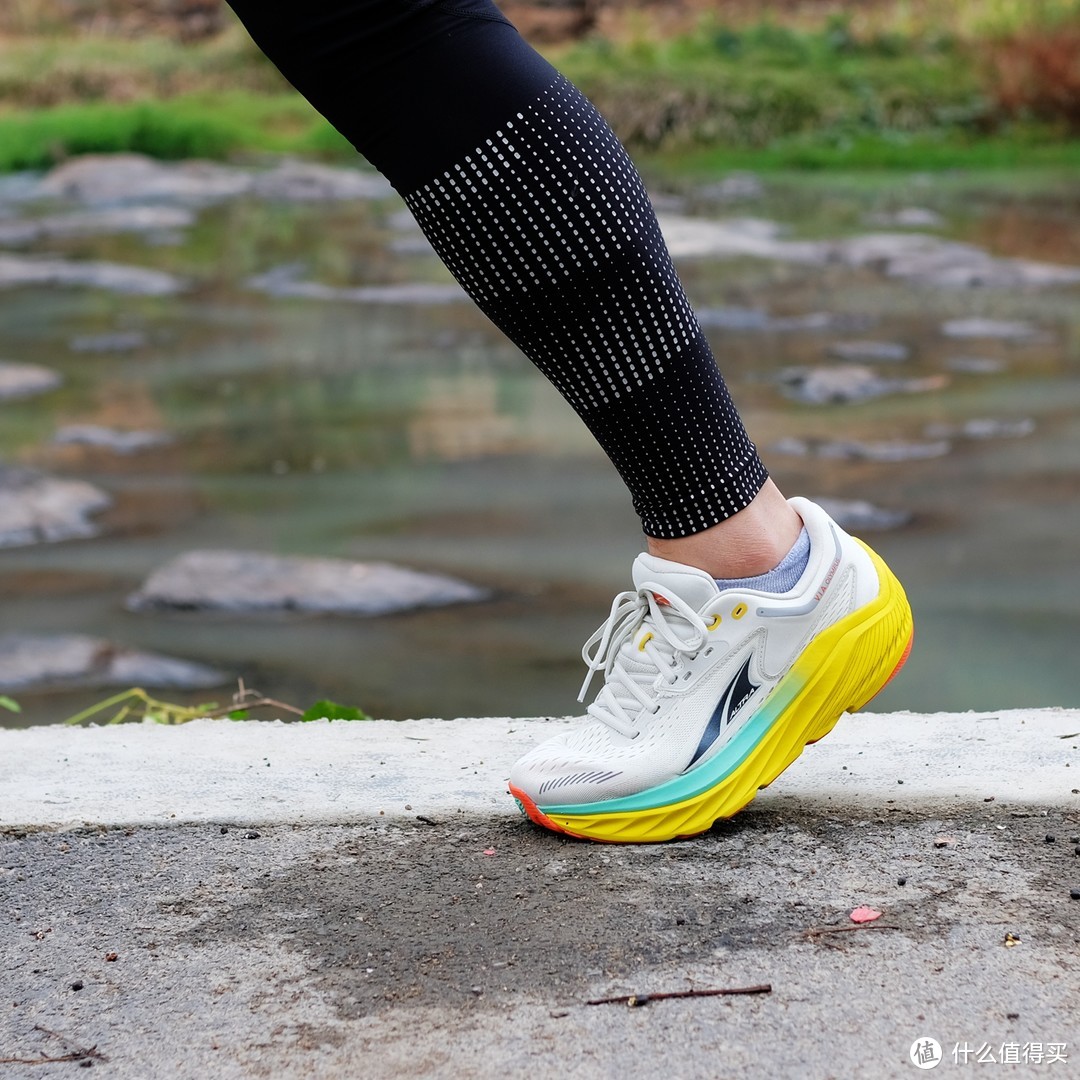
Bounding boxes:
[404,75,767,538]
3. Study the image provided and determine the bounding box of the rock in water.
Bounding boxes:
[773,437,950,463]
[127,550,488,615]
[52,425,173,454]
[245,264,465,304]
[0,254,183,295]
[0,467,111,547]
[777,365,946,405]
[827,340,911,363]
[38,154,392,206]
[941,318,1042,341]
[250,161,393,201]
[38,154,251,205]
[0,634,225,691]
[0,362,62,401]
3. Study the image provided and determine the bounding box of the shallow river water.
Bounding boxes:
[1,163,1079,726]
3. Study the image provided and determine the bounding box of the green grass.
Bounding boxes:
[0,13,1078,174]
[554,21,990,151]
[1,91,1076,177]
[0,92,351,172]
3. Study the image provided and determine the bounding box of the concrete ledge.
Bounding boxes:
[3,709,1078,830]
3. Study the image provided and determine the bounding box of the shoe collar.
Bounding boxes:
[632,552,720,612]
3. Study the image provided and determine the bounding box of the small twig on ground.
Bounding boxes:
[586,983,771,1006]
[201,678,304,718]
[0,1026,107,1065]
[804,924,901,938]
[0,1051,98,1065]
[199,694,304,719]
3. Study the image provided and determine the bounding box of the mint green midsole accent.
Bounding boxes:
[539,673,807,817]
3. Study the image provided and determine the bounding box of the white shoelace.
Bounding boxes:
[577,583,710,739]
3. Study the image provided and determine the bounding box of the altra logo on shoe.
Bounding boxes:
[687,655,759,767]
[814,554,841,602]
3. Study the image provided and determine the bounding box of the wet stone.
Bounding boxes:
[126,550,489,615]
[52,425,173,454]
[250,161,392,202]
[245,264,464,305]
[37,153,251,206]
[827,340,911,363]
[36,154,393,207]
[0,361,62,401]
[772,436,950,463]
[660,214,1080,289]
[941,318,1042,341]
[659,214,825,263]
[0,254,184,296]
[0,220,41,246]
[0,466,111,547]
[696,308,868,333]
[0,633,226,692]
[841,234,1080,288]
[0,206,196,246]
[777,364,947,405]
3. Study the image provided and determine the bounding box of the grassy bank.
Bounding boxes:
[0,93,350,172]
[0,6,1078,173]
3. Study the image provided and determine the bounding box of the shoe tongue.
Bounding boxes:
[632,553,720,612]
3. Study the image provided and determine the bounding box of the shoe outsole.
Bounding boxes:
[509,541,913,844]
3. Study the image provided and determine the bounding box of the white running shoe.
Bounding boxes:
[508,497,913,843]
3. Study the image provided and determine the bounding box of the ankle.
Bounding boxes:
[645,480,803,579]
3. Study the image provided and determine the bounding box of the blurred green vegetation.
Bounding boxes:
[0,3,1077,171]
[556,20,989,151]
[0,93,349,172]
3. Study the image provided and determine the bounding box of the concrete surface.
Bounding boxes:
[2,710,1079,1079]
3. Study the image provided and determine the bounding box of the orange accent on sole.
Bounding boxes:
[510,784,628,843]
[883,628,914,689]
[509,784,579,838]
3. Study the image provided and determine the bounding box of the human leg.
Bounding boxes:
[226,0,912,840]
[227,0,770,544]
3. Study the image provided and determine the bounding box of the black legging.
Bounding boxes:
[227,0,768,539]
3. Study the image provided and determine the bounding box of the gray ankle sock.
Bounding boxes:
[714,527,810,595]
